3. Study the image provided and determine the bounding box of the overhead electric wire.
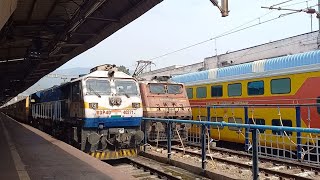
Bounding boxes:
[282,0,313,8]
[148,0,318,62]
[150,14,292,62]
[270,0,296,8]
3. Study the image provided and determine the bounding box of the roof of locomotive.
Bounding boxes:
[171,50,320,86]
[31,68,135,96]
[70,70,134,83]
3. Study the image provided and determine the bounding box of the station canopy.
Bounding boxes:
[0,0,162,105]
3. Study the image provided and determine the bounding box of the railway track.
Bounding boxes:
[155,144,320,180]
[107,156,209,180]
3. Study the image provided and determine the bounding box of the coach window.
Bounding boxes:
[196,87,207,98]
[271,119,292,136]
[249,118,265,133]
[228,118,243,131]
[271,78,291,94]
[248,80,264,95]
[211,117,224,129]
[228,83,242,97]
[211,85,223,97]
[72,82,81,102]
[187,88,193,99]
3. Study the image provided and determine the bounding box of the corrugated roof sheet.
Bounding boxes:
[265,50,320,71]
[217,63,252,78]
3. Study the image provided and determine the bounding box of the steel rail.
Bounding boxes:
[126,157,182,180]
[167,145,316,180]
[186,142,320,172]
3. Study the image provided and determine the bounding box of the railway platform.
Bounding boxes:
[0,113,132,180]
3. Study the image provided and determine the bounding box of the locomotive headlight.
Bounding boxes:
[132,103,141,108]
[89,103,98,109]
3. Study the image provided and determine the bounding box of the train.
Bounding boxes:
[3,64,144,159]
[2,64,192,159]
[138,76,192,142]
[171,50,320,153]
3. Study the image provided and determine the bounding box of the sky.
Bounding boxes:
[58,0,320,71]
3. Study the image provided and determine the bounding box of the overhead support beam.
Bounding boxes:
[72,32,97,36]
[0,0,17,30]
[57,43,82,47]
[49,54,68,57]
[27,0,38,24]
[41,61,58,65]
[86,17,119,22]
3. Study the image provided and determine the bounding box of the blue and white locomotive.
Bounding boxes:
[30,64,144,159]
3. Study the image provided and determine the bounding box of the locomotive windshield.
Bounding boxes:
[167,84,182,94]
[115,80,139,95]
[86,79,111,95]
[149,84,166,94]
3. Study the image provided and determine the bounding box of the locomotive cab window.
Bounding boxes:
[86,79,111,95]
[211,85,223,97]
[187,88,193,99]
[228,83,242,97]
[249,118,265,133]
[248,81,264,95]
[149,84,165,94]
[196,87,207,98]
[228,118,243,131]
[271,78,291,94]
[271,119,292,136]
[167,84,182,94]
[115,80,138,96]
[211,117,224,129]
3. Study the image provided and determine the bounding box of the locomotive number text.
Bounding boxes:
[123,110,135,114]
[96,110,111,115]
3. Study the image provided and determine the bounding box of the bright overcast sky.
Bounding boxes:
[59,0,320,71]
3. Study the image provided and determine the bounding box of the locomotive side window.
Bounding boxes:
[167,84,182,94]
[228,118,243,131]
[249,118,265,133]
[211,117,224,129]
[248,80,264,95]
[187,88,193,99]
[196,87,207,98]
[149,84,165,94]
[228,83,242,97]
[271,78,291,94]
[211,85,223,97]
[271,119,292,136]
[72,82,81,101]
[86,79,111,95]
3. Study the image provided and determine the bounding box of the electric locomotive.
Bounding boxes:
[139,76,191,143]
[30,64,144,159]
